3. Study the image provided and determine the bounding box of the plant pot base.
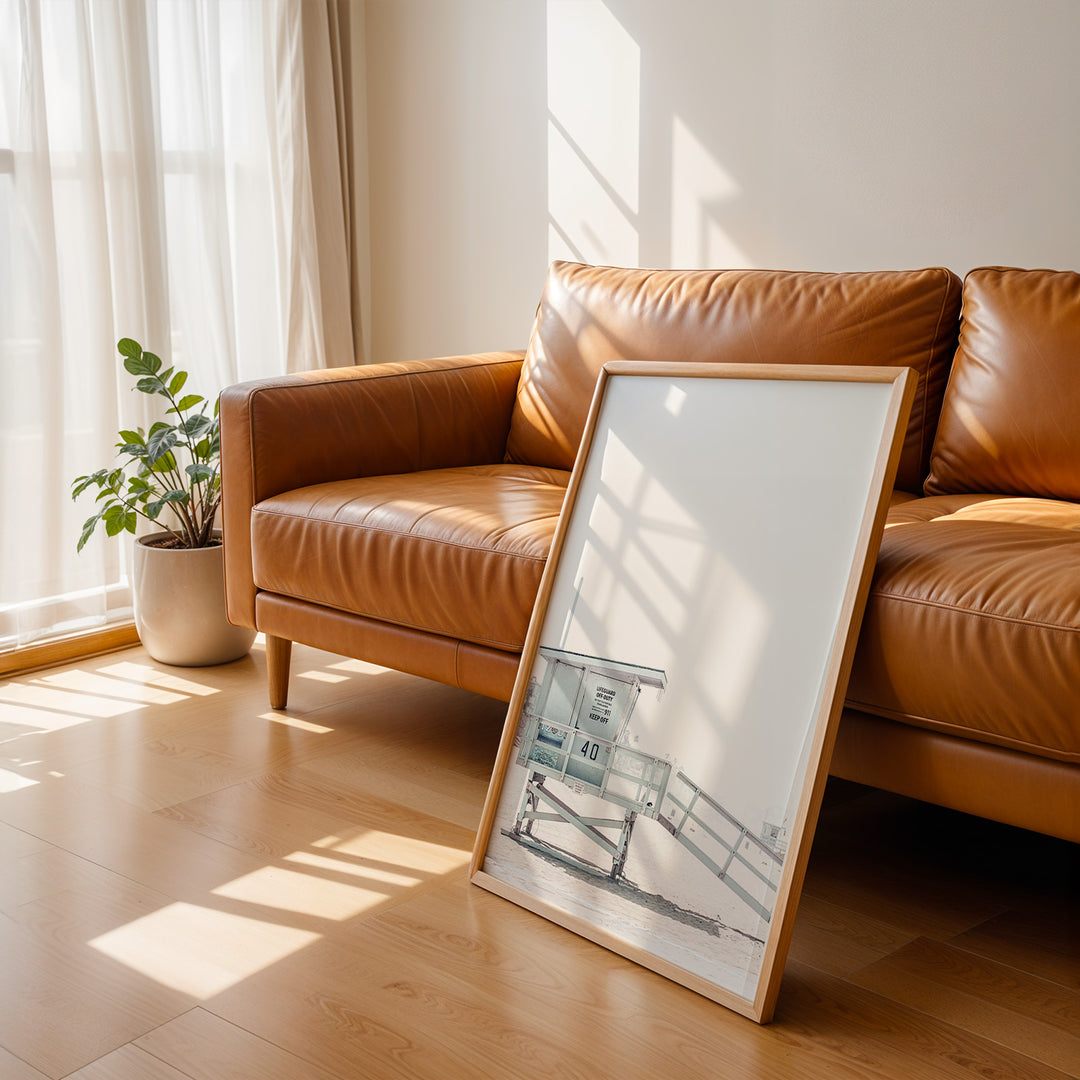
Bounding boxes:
[134,532,256,667]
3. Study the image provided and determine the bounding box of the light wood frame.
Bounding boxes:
[471,362,915,1023]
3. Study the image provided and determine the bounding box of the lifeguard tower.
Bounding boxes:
[508,647,783,924]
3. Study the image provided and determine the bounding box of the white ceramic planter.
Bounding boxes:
[133,531,255,666]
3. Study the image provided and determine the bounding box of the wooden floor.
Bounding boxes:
[0,640,1076,1080]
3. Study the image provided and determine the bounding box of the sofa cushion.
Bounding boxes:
[847,494,1080,763]
[250,465,570,651]
[925,267,1080,499]
[506,262,962,493]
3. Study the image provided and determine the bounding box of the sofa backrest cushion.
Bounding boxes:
[925,267,1080,500]
[505,262,962,493]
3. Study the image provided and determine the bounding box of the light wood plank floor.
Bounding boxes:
[1,640,1076,1079]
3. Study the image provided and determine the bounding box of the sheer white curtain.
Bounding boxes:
[0,0,360,651]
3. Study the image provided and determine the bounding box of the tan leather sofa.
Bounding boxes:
[220,262,1080,844]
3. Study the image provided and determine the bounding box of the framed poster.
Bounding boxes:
[470,362,915,1023]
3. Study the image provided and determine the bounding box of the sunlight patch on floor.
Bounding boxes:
[0,682,146,720]
[88,901,321,999]
[212,863,405,921]
[296,669,348,684]
[314,827,475,863]
[260,712,335,734]
[285,848,424,887]
[38,669,189,705]
[0,766,39,792]
[0,700,99,733]
[97,661,221,696]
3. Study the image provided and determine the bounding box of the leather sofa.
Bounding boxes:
[220,262,1080,844]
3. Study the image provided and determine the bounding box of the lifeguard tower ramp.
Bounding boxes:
[508,648,783,924]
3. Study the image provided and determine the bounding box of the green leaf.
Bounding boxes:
[128,476,151,492]
[175,393,203,412]
[142,351,163,374]
[124,512,138,534]
[103,503,128,537]
[76,514,103,553]
[150,450,177,474]
[146,490,188,518]
[186,463,215,483]
[169,371,189,396]
[71,471,106,499]
[181,414,212,439]
[118,429,145,446]
[120,339,159,378]
[136,376,165,395]
[146,427,178,464]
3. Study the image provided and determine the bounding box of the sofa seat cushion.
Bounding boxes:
[250,464,570,651]
[848,494,1080,763]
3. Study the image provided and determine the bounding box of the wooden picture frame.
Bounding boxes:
[470,362,915,1023]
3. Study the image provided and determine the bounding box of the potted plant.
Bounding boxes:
[72,337,254,666]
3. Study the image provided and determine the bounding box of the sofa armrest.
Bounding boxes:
[219,351,525,628]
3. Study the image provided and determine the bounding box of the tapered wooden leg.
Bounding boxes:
[266,635,292,710]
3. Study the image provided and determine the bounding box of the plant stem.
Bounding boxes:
[113,489,187,546]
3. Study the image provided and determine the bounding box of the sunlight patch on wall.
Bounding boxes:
[671,115,751,269]
[88,902,320,999]
[547,0,640,266]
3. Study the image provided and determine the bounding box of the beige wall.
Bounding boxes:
[363,0,1080,364]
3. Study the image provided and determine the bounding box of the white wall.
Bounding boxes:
[364,0,1080,363]
[365,0,548,363]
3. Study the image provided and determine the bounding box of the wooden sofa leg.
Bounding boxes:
[266,635,292,710]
